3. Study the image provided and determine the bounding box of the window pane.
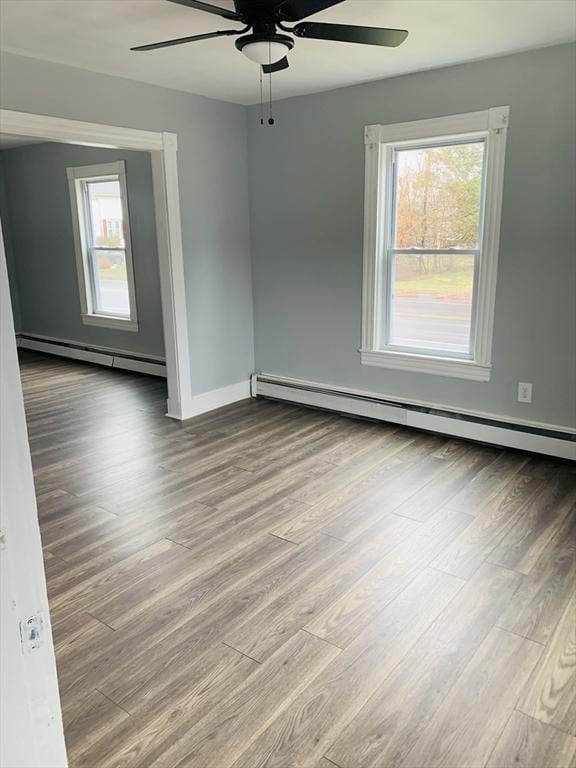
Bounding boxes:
[388,253,474,354]
[394,141,485,250]
[90,249,130,317]
[86,179,125,248]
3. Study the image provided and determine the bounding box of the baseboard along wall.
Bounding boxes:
[15,335,575,455]
[252,373,576,461]
[16,332,252,419]
[187,379,252,418]
[16,333,167,377]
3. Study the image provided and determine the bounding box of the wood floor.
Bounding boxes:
[21,350,576,768]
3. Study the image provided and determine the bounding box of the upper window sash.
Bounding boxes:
[361,107,510,382]
[389,135,487,253]
[81,173,125,250]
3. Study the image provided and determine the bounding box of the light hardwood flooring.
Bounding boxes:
[20,350,576,768]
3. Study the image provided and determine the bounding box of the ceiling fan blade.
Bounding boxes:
[293,22,408,47]
[262,57,290,74]
[166,0,242,21]
[276,0,345,22]
[131,29,239,51]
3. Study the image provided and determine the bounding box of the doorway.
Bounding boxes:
[0,108,193,420]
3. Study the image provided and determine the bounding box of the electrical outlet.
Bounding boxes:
[518,382,533,403]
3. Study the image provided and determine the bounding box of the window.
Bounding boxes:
[67,161,138,330]
[361,107,509,381]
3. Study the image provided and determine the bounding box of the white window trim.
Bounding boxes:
[360,106,510,382]
[67,160,139,332]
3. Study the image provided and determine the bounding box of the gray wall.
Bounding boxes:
[248,43,576,429]
[0,51,254,394]
[0,142,165,357]
[2,45,574,423]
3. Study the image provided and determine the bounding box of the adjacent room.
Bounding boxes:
[1,137,167,375]
[1,1,575,767]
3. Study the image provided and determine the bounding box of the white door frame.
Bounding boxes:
[0,108,193,420]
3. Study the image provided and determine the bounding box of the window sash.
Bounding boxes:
[81,176,132,318]
[391,136,486,252]
[378,136,487,360]
[380,250,479,359]
[87,246,129,318]
[81,175,124,250]
[67,160,138,329]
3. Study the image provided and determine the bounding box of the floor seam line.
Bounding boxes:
[267,532,301,546]
[85,611,118,632]
[94,687,132,716]
[300,627,344,651]
[322,757,345,768]
[512,708,576,738]
[493,624,546,646]
[221,641,263,665]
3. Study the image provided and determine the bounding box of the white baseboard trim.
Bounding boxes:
[16,331,165,361]
[253,373,573,435]
[17,333,166,378]
[178,379,251,420]
[252,373,575,461]
[111,356,166,378]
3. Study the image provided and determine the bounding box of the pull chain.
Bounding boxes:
[268,40,274,125]
[257,41,275,127]
[259,65,264,125]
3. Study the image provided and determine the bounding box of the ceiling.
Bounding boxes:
[1,0,575,105]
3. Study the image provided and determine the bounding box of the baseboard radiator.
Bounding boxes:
[16,333,166,378]
[251,373,575,460]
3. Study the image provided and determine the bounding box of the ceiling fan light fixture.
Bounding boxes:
[235,33,294,65]
[241,40,288,64]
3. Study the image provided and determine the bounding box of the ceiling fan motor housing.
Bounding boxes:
[233,0,284,23]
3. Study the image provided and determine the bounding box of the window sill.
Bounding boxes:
[81,314,139,332]
[360,349,491,381]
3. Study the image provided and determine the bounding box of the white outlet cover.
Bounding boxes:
[518,382,533,403]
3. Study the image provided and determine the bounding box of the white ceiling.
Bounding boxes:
[1,0,574,105]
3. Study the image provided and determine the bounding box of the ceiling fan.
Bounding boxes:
[131,0,408,73]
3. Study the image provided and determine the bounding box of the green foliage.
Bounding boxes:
[395,254,473,299]
[395,269,473,300]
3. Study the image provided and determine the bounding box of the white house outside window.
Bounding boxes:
[67,161,138,331]
[361,107,509,381]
